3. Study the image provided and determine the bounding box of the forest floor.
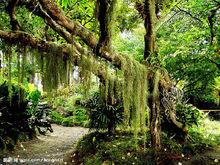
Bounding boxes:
[1,124,88,165]
[180,145,220,165]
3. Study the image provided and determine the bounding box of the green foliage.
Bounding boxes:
[157,0,220,107]
[57,0,98,33]
[115,0,142,32]
[60,0,69,8]
[74,131,154,165]
[73,117,220,164]
[113,26,145,62]
[49,89,89,127]
[51,111,64,125]
[28,89,41,108]
[0,81,34,152]
[187,118,220,153]
[161,132,183,153]
[51,107,88,127]
[176,103,203,127]
[84,92,123,133]
[213,77,220,106]
[74,107,88,126]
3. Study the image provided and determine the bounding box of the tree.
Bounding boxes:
[0,0,188,155]
[157,0,220,108]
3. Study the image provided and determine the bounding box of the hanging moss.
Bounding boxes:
[120,56,134,126]
[36,44,72,93]
[140,67,149,148]
[4,40,151,146]
[0,50,4,78]
[16,48,22,104]
[78,54,93,97]
[93,54,150,144]
[111,55,149,144]
[5,46,12,105]
[103,65,110,102]
[17,50,21,85]
[151,69,161,148]
[119,55,149,130]
[153,70,160,104]
[21,47,26,85]
[19,47,27,102]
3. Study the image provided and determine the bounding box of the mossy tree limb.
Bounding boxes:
[19,0,123,68]
[142,0,162,152]
[95,0,116,55]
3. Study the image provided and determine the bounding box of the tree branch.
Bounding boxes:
[134,1,145,19]
[176,6,202,23]
[6,0,21,31]
[20,0,123,68]
[208,58,220,70]
[37,0,97,49]
[0,30,114,81]
[208,5,220,44]
[0,30,69,54]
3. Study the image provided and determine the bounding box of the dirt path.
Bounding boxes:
[1,124,88,165]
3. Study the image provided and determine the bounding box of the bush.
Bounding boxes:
[0,81,34,152]
[176,103,203,127]
[188,118,220,150]
[51,107,88,127]
[0,81,53,153]
[83,92,124,133]
[28,89,41,108]
[49,89,89,127]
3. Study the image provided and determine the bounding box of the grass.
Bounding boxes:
[71,131,155,165]
[68,117,220,165]
[188,117,220,149]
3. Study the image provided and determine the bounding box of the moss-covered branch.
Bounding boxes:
[95,0,116,54]
[0,30,69,54]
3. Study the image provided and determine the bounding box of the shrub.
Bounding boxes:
[0,81,53,153]
[28,89,41,108]
[176,103,203,127]
[0,81,34,152]
[83,92,124,133]
[51,107,88,127]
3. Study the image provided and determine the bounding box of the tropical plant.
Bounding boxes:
[176,103,203,127]
[84,92,124,133]
[0,81,34,152]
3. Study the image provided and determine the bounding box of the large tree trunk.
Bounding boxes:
[95,0,116,56]
[144,0,156,61]
[144,0,161,151]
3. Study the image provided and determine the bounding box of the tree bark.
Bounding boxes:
[7,0,21,31]
[144,0,156,62]
[144,0,161,151]
[95,0,116,55]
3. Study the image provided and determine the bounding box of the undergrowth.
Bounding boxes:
[70,117,220,165]
[49,88,89,127]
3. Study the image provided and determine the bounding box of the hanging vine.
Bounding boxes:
[6,46,12,105]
